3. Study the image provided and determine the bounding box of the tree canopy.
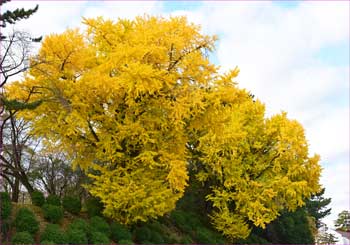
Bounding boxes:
[6,16,321,239]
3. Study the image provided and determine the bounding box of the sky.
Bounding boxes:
[2,0,349,228]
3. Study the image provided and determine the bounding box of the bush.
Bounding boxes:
[140,241,152,244]
[11,231,34,244]
[118,239,133,244]
[148,221,163,234]
[43,204,64,223]
[1,220,10,238]
[41,241,55,244]
[67,227,88,244]
[179,235,193,244]
[0,192,12,220]
[150,231,165,244]
[90,216,110,237]
[68,218,90,235]
[63,196,81,215]
[40,224,67,244]
[91,231,110,244]
[110,222,132,241]
[195,227,217,244]
[46,194,61,206]
[85,196,103,217]
[31,190,45,207]
[237,233,269,244]
[14,208,39,234]
[134,226,151,243]
[170,210,193,232]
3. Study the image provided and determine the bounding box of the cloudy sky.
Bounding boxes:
[3,0,349,228]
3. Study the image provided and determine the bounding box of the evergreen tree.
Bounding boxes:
[305,187,332,228]
[265,208,315,244]
[0,0,38,40]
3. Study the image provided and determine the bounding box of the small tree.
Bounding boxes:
[335,210,350,231]
[316,230,339,245]
[29,151,87,197]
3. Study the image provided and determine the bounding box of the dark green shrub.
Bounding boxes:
[90,216,110,237]
[41,241,55,244]
[31,190,45,207]
[42,204,64,223]
[118,240,133,244]
[163,233,179,244]
[237,233,269,244]
[0,192,12,220]
[195,227,216,244]
[140,241,152,244]
[170,210,191,231]
[91,231,110,244]
[134,226,151,243]
[1,220,10,238]
[147,222,166,244]
[40,224,67,244]
[46,194,61,206]
[11,231,34,244]
[179,235,193,244]
[148,221,163,234]
[14,208,39,234]
[85,196,103,217]
[68,218,90,235]
[150,231,165,244]
[63,196,81,215]
[212,232,227,244]
[67,227,88,244]
[110,222,132,241]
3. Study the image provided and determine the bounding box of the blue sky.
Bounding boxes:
[316,42,350,67]
[3,0,349,229]
[273,0,300,9]
[161,0,301,11]
[162,0,204,12]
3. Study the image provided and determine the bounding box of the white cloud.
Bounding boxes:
[306,107,349,159]
[82,1,162,20]
[2,1,87,36]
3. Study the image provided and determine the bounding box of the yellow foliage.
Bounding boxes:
[6,15,321,239]
[190,84,321,236]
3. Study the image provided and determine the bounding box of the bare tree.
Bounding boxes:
[29,151,87,198]
[1,113,38,200]
[0,32,42,176]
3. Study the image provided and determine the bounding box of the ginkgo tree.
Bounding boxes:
[6,16,321,239]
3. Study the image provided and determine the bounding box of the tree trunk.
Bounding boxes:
[11,177,20,202]
[0,101,4,187]
[19,171,34,195]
